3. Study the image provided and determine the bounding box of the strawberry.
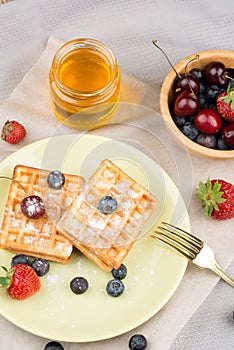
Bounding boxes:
[1,120,26,144]
[0,264,41,300]
[196,178,234,220]
[216,83,234,122]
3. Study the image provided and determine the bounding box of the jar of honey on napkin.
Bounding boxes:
[49,38,120,130]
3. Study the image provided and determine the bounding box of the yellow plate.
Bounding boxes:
[0,134,189,342]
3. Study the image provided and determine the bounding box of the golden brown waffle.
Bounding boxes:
[0,165,85,263]
[57,159,157,271]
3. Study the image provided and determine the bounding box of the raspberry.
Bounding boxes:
[1,120,26,144]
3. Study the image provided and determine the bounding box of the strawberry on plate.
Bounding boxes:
[196,178,234,220]
[1,120,26,144]
[217,83,234,122]
[0,264,41,300]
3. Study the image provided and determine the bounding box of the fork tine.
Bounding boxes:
[157,226,202,255]
[152,224,234,288]
[152,221,204,260]
[151,232,196,260]
[161,222,203,247]
[158,227,201,255]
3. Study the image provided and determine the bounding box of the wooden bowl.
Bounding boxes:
[160,50,234,159]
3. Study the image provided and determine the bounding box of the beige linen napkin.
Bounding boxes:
[0,0,12,4]
[0,37,233,350]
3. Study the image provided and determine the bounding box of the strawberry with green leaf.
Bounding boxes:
[196,178,234,220]
[217,83,234,122]
[0,264,41,300]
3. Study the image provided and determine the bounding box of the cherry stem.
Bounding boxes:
[185,54,200,98]
[152,40,181,78]
[0,176,28,196]
[184,54,200,75]
[224,74,234,82]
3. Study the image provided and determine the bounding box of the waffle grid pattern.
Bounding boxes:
[57,159,157,270]
[0,165,85,263]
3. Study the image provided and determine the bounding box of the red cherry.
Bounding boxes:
[21,195,45,220]
[174,90,200,117]
[0,176,46,220]
[222,123,234,148]
[194,108,222,134]
[176,74,200,94]
[203,61,227,87]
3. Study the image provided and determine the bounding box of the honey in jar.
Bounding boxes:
[49,38,121,130]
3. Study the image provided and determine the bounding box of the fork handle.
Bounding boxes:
[211,262,234,288]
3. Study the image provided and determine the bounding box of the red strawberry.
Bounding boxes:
[0,264,41,300]
[216,84,234,122]
[196,178,234,220]
[1,120,26,144]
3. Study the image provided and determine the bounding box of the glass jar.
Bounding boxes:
[49,38,121,130]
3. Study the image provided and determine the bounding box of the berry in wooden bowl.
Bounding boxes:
[156,44,234,159]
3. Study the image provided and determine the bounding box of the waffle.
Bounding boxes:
[0,165,85,263]
[57,159,157,271]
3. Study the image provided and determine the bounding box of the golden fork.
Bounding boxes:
[151,222,234,288]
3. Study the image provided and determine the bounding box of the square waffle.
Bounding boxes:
[57,159,157,271]
[0,165,85,263]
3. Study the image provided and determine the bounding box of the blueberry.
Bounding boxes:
[11,254,30,266]
[173,115,187,128]
[70,277,89,294]
[208,103,218,111]
[31,258,50,276]
[189,68,203,82]
[197,133,217,148]
[106,279,125,297]
[205,85,222,102]
[112,264,127,280]
[44,341,64,350]
[129,334,147,350]
[217,138,229,150]
[199,93,208,109]
[229,79,234,88]
[186,115,195,122]
[199,81,206,94]
[47,170,65,190]
[97,196,118,214]
[181,122,199,140]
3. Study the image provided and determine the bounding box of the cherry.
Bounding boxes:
[203,61,228,87]
[176,74,200,94]
[152,39,234,152]
[151,39,200,96]
[0,175,46,219]
[174,90,200,117]
[222,123,234,148]
[194,108,222,134]
[21,195,45,220]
